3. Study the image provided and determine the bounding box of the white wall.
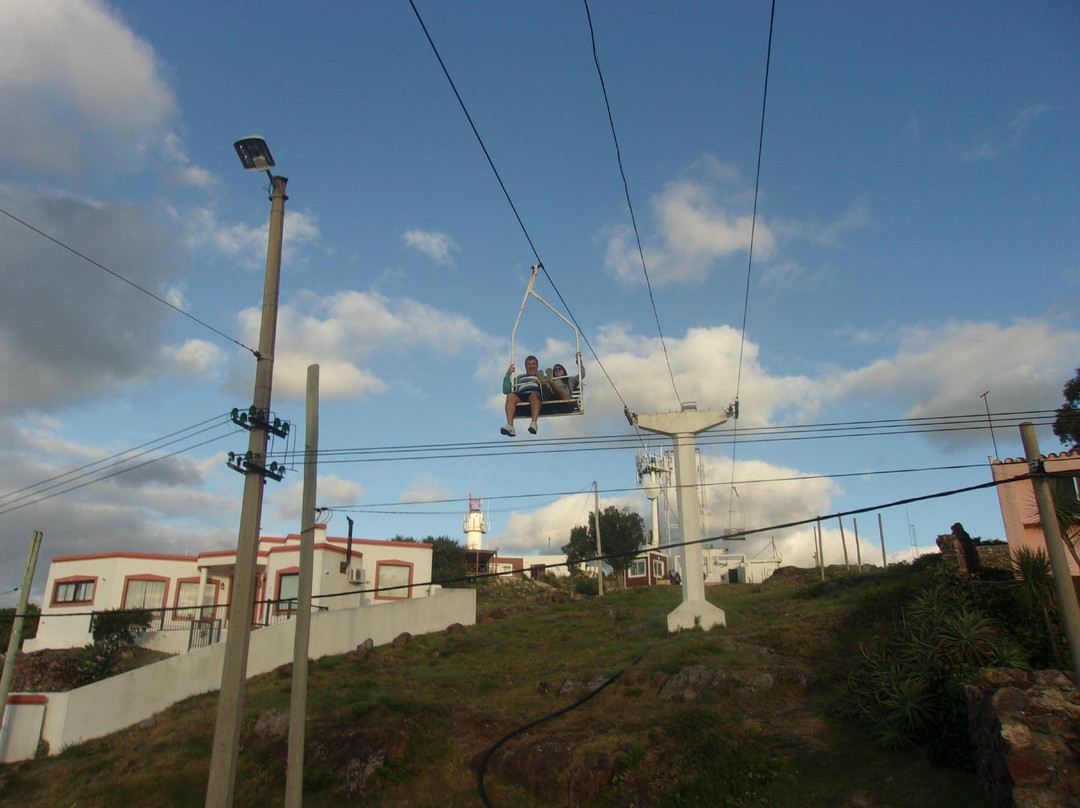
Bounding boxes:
[1,588,475,763]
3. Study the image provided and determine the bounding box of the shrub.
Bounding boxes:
[78,609,153,683]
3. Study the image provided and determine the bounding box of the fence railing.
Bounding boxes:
[90,600,328,651]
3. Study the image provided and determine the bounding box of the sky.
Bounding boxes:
[1,0,1077,605]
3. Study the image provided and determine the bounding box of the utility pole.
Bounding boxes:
[284,365,319,808]
[206,153,288,807]
[878,514,887,568]
[632,405,728,632]
[0,531,42,734]
[981,391,999,460]
[593,481,603,597]
[815,518,825,581]
[838,517,850,571]
[1019,423,1080,683]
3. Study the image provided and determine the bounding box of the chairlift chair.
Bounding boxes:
[508,264,585,419]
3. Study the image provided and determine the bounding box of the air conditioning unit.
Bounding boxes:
[346,566,365,586]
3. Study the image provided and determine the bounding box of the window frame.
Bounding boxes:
[174,577,219,620]
[121,574,170,621]
[374,560,414,601]
[274,567,300,615]
[51,576,97,607]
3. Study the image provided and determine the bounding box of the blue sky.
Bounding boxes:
[1,0,1077,604]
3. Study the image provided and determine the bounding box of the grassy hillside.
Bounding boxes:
[0,562,996,807]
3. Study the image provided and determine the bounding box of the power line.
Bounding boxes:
[0,206,255,355]
[0,413,233,506]
[280,410,1054,466]
[322,461,995,514]
[0,417,241,517]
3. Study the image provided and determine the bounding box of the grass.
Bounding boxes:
[0,564,994,808]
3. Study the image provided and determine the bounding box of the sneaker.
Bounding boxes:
[528,420,538,434]
[500,424,516,437]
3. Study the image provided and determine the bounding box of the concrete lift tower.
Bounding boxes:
[631,403,731,633]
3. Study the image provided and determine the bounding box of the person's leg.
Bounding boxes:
[528,392,541,433]
[501,394,519,436]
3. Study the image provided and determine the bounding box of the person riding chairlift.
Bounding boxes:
[549,352,584,401]
[501,354,543,437]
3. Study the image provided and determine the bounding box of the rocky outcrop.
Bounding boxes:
[966,669,1080,808]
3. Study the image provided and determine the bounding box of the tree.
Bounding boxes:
[1052,367,1080,450]
[562,506,646,589]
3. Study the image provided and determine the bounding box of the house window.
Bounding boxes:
[53,578,95,605]
[123,577,167,620]
[629,559,646,577]
[175,581,217,619]
[652,560,665,578]
[276,572,299,614]
[375,562,412,600]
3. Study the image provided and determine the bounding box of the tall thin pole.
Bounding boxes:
[593,481,603,597]
[981,391,999,460]
[838,517,850,571]
[878,514,888,568]
[853,518,863,570]
[206,174,288,808]
[285,365,319,808]
[0,531,43,734]
[816,518,825,581]
[1019,423,1080,682]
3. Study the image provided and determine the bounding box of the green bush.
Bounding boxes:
[839,561,1026,766]
[78,609,153,683]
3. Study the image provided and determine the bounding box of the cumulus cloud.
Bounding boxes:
[265,474,366,531]
[402,229,460,265]
[0,0,177,175]
[822,319,1080,447]
[604,177,775,286]
[602,159,873,288]
[180,206,321,269]
[490,491,644,555]
[235,289,497,401]
[166,339,227,378]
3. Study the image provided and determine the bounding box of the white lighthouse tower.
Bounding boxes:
[463,493,488,550]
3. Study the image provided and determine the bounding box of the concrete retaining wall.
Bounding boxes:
[1,587,475,763]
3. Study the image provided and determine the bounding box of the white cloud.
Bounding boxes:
[235,289,496,401]
[491,492,643,555]
[604,176,775,286]
[823,319,1080,446]
[166,339,227,378]
[181,206,321,269]
[0,0,176,174]
[402,229,460,265]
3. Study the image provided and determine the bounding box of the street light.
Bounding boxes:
[205,138,288,808]
[233,135,276,177]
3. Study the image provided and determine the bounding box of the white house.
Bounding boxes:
[25,526,434,655]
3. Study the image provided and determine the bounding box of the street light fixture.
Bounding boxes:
[233,135,276,177]
[206,138,288,808]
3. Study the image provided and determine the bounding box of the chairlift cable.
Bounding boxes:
[727,0,777,532]
[582,0,682,407]
[408,0,644,436]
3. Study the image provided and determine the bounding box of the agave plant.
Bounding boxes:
[936,609,999,666]
[1013,545,1064,668]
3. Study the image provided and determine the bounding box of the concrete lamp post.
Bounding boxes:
[205,136,288,808]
